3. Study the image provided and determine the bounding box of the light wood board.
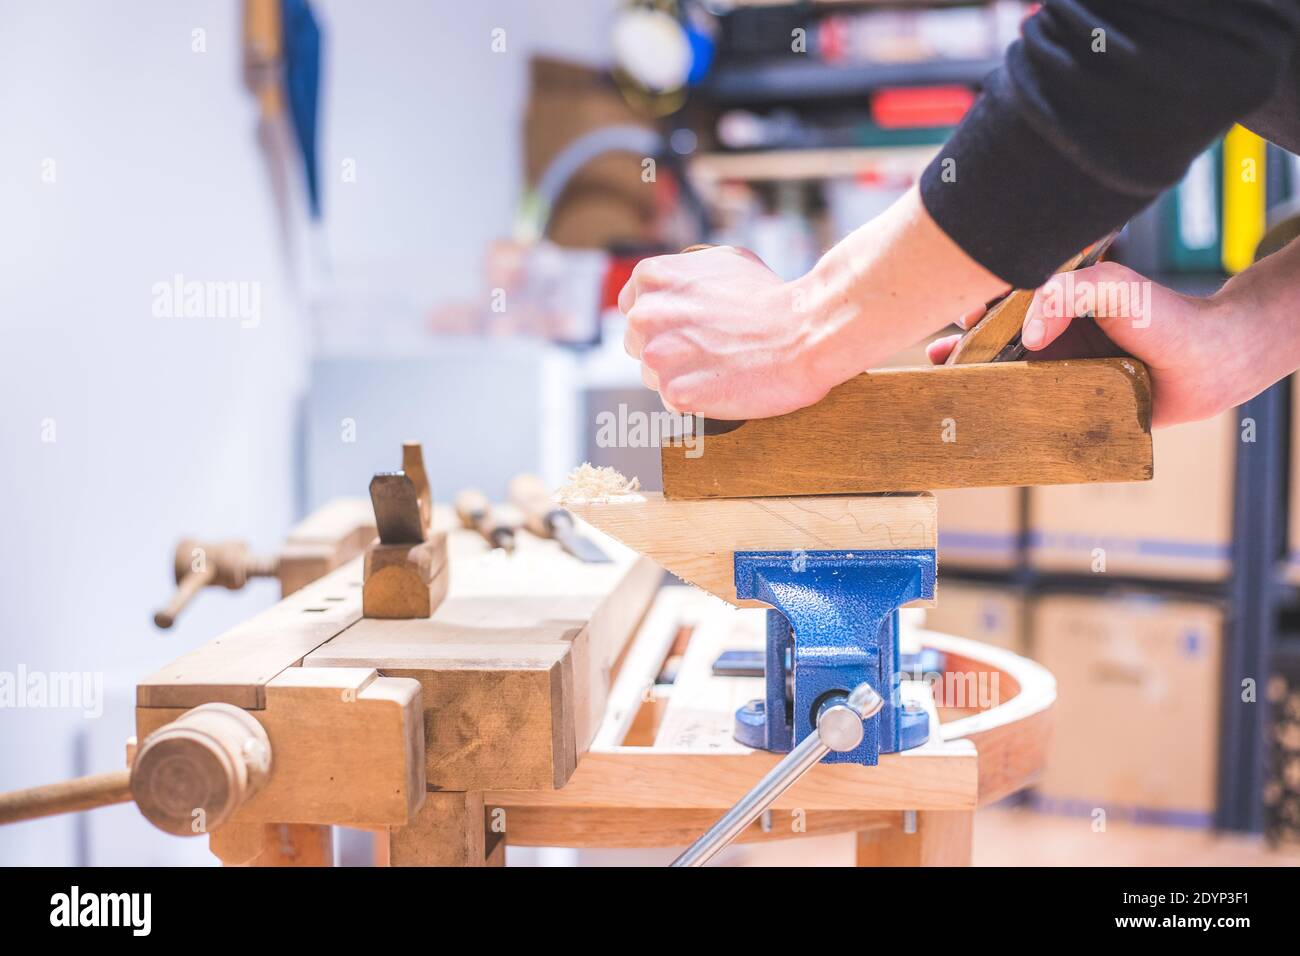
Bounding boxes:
[278,497,376,596]
[567,492,936,607]
[137,557,366,710]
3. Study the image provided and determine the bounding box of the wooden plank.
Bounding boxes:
[137,558,365,710]
[384,791,495,867]
[661,358,1153,499]
[283,497,375,548]
[854,810,973,866]
[210,823,335,867]
[567,493,936,608]
[304,520,661,791]
[135,667,425,829]
[487,746,977,812]
[278,497,375,597]
[496,806,894,848]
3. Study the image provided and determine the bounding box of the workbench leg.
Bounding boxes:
[383,791,501,867]
[210,823,335,866]
[854,811,973,867]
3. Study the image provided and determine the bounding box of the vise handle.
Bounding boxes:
[671,682,884,867]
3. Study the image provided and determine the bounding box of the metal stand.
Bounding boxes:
[1219,382,1287,831]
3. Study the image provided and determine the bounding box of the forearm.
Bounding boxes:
[1209,241,1300,403]
[793,186,1007,384]
[925,0,1300,287]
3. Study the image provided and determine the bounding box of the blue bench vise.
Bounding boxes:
[730,548,936,766]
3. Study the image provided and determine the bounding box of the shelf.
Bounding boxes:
[725,0,994,7]
[703,56,1002,105]
[939,566,1232,599]
[688,145,939,182]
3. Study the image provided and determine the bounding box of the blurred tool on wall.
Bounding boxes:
[243,0,326,288]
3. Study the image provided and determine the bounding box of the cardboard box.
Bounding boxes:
[1033,593,1223,825]
[935,487,1022,570]
[1028,413,1235,580]
[924,581,1025,654]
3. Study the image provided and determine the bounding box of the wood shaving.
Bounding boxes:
[556,463,644,503]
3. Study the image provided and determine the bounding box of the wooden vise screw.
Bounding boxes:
[153,539,279,629]
[0,703,271,835]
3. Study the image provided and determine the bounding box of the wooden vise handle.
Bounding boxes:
[455,488,516,551]
[0,770,133,825]
[0,703,272,835]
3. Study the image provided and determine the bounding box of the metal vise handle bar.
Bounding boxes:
[670,682,885,867]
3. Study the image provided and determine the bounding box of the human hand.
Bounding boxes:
[926,262,1244,427]
[619,245,835,419]
[621,188,1008,420]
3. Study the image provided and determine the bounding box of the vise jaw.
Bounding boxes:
[731,549,936,766]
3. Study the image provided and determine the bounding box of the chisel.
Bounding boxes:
[508,473,612,563]
[453,488,516,553]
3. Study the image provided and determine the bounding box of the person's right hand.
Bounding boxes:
[926,262,1245,428]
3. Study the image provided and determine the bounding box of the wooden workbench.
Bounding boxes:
[130,499,1052,867]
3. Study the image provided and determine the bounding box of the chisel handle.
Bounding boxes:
[508,474,559,539]
[454,488,491,529]
[455,488,516,551]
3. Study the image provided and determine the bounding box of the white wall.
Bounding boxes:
[0,0,309,864]
[0,0,618,864]
[315,0,617,304]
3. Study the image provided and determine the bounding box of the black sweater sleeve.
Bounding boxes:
[919,0,1300,287]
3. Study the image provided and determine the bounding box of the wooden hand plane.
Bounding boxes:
[661,233,1151,500]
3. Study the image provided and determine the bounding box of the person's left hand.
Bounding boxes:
[619,245,832,419]
[925,261,1242,427]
